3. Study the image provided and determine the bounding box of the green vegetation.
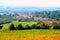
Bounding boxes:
[1,21,37,30]
[9,24,16,30]
[0,10,60,30]
[0,9,60,40]
[0,10,60,24]
[0,30,60,36]
[0,23,3,29]
[0,21,60,31]
[34,11,60,21]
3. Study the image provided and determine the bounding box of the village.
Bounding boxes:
[13,14,57,23]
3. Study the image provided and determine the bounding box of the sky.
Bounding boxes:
[0,0,60,7]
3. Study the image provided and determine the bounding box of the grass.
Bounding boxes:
[0,29,60,40]
[0,21,60,40]
[0,29,60,36]
[2,21,37,30]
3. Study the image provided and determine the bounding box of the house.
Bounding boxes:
[34,17,56,23]
[13,14,33,19]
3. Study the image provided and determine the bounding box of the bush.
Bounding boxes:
[0,23,3,29]
[25,24,32,29]
[17,24,23,30]
[41,23,50,29]
[32,24,41,29]
[53,23,60,29]
[32,24,37,29]
[9,24,16,30]
[36,24,41,29]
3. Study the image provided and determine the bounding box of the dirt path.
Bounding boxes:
[0,34,60,40]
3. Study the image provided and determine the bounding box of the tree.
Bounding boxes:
[0,23,3,29]
[17,24,23,30]
[42,23,50,29]
[32,24,36,29]
[9,24,16,30]
[26,24,32,29]
[53,23,60,29]
[36,24,41,29]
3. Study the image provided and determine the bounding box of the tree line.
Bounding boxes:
[34,11,60,21]
[0,22,60,30]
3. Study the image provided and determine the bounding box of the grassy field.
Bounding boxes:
[0,29,60,40]
[2,21,37,30]
[0,29,60,35]
[0,21,60,40]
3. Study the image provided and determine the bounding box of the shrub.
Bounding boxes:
[25,24,32,29]
[36,24,41,29]
[32,24,41,29]
[41,23,50,29]
[17,24,23,30]
[32,24,37,29]
[0,23,3,29]
[53,23,60,29]
[9,24,16,30]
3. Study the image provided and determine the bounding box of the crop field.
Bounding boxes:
[0,21,60,40]
[0,29,60,40]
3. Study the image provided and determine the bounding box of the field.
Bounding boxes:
[0,21,60,40]
[0,29,60,40]
[2,21,37,30]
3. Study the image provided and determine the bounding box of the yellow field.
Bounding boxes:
[1,34,60,40]
[0,30,60,40]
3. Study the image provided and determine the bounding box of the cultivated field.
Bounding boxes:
[0,29,60,40]
[0,21,60,40]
